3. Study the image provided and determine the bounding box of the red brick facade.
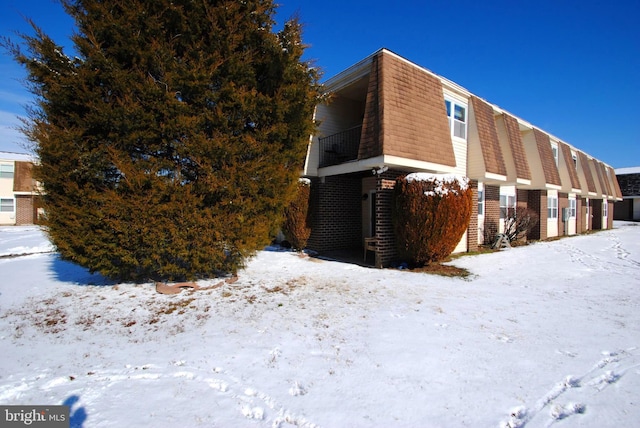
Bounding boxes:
[307,175,362,252]
[467,180,479,251]
[483,185,500,244]
[374,171,402,267]
[15,195,37,225]
[527,190,547,240]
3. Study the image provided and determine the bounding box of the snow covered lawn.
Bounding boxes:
[1,224,638,427]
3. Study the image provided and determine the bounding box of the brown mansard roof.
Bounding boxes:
[502,113,531,181]
[471,96,507,176]
[559,142,581,190]
[533,129,561,186]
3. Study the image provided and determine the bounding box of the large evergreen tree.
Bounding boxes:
[3,0,321,281]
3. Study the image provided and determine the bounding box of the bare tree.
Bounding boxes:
[503,207,539,243]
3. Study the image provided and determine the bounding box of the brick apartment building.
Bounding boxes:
[614,167,640,221]
[0,152,40,226]
[303,49,622,267]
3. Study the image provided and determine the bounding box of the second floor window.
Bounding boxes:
[445,99,467,139]
[0,198,14,212]
[0,164,14,179]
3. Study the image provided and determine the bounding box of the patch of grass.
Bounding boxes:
[449,245,497,259]
[410,263,471,278]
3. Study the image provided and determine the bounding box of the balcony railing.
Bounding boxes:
[318,125,362,168]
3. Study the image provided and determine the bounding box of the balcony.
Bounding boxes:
[318,126,362,168]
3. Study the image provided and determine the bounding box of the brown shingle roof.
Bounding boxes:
[13,161,35,192]
[359,54,382,160]
[608,166,623,198]
[559,142,581,190]
[593,159,608,195]
[377,51,456,167]
[578,152,597,193]
[470,96,507,176]
[598,162,613,196]
[533,129,561,186]
[502,113,531,180]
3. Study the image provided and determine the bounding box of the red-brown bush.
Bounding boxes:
[393,174,472,266]
[282,179,312,251]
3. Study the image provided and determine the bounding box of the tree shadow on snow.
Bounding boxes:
[49,255,115,287]
[63,395,88,428]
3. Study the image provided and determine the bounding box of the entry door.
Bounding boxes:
[585,199,590,230]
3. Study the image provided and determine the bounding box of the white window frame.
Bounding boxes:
[500,194,516,219]
[603,199,608,217]
[445,98,467,140]
[571,152,578,169]
[0,163,15,179]
[477,185,484,216]
[569,197,576,218]
[547,195,558,219]
[550,143,559,166]
[0,198,15,213]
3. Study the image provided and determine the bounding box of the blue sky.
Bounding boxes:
[1,0,638,168]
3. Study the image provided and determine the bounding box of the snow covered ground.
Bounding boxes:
[0,223,638,427]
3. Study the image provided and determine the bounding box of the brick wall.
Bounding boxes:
[608,201,614,229]
[467,180,478,251]
[528,190,548,240]
[483,185,500,244]
[15,195,36,225]
[307,175,362,252]
[374,170,402,267]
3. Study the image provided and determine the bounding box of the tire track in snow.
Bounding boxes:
[500,348,638,428]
